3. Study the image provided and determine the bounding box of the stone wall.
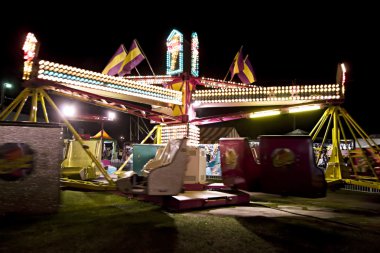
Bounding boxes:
[0,122,63,214]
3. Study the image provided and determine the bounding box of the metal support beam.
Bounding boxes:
[40,89,115,185]
[311,106,379,184]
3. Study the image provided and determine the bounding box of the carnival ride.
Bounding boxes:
[1,31,379,210]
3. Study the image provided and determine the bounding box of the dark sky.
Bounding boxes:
[1,4,377,140]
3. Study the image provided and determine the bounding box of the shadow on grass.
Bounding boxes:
[0,190,178,253]
[236,215,380,253]
[250,190,380,217]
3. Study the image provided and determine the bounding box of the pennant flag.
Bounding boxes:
[102,44,127,76]
[238,57,256,84]
[119,39,145,76]
[229,48,244,80]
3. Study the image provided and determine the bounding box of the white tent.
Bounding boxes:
[286,129,309,135]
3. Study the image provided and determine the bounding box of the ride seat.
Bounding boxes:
[142,139,178,176]
[117,138,189,195]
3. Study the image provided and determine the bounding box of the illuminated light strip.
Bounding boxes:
[191,32,199,77]
[37,62,178,99]
[125,75,174,85]
[23,61,34,80]
[38,60,181,99]
[38,72,177,103]
[340,63,347,91]
[288,104,321,113]
[200,77,253,88]
[126,75,172,79]
[37,60,182,105]
[161,124,200,146]
[38,72,181,105]
[249,110,281,118]
[192,84,342,104]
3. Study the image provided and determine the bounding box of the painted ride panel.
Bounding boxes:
[219,136,327,197]
[259,135,327,197]
[219,137,261,191]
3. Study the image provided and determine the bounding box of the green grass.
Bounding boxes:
[0,190,176,253]
[1,190,262,253]
[1,190,380,253]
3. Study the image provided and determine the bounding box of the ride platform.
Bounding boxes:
[131,185,250,212]
[164,189,250,211]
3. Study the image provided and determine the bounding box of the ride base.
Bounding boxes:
[131,184,250,211]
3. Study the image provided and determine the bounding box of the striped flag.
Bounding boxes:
[119,40,145,76]
[229,48,244,80]
[238,57,256,84]
[102,44,127,76]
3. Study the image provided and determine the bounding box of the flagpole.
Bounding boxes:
[135,68,141,76]
[135,39,156,76]
[223,45,243,82]
[223,69,230,82]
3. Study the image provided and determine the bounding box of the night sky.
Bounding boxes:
[1,4,377,141]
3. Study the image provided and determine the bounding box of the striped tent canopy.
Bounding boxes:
[91,130,113,140]
[200,127,240,144]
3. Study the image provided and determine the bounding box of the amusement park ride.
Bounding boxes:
[1,30,379,211]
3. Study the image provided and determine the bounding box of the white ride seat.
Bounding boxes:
[117,138,190,196]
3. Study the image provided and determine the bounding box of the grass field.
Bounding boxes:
[1,189,380,253]
[1,190,264,253]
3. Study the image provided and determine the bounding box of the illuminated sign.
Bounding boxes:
[166,29,183,75]
[22,32,38,80]
[191,32,199,77]
[23,33,38,61]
